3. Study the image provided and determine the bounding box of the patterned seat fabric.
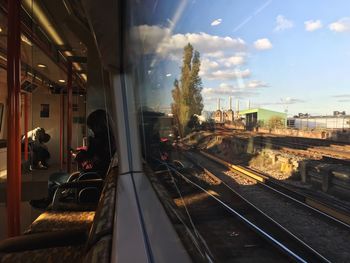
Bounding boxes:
[25,211,95,234]
[24,168,117,235]
[0,245,84,263]
[85,168,117,250]
[0,164,118,263]
[83,236,112,263]
[81,168,117,263]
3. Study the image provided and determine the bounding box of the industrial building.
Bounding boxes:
[239,108,287,130]
[213,98,235,123]
[287,112,350,130]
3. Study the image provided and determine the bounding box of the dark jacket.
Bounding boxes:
[76,110,116,177]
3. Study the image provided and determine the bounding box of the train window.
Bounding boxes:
[40,104,49,118]
[130,1,350,261]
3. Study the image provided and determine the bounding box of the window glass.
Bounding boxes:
[128,1,350,261]
[128,0,350,167]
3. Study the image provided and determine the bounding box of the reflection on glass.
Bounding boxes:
[132,1,350,134]
[129,2,350,261]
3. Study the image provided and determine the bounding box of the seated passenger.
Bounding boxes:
[30,109,116,209]
[22,127,51,170]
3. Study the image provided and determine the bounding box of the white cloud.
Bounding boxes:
[160,32,246,56]
[304,20,323,31]
[211,18,222,26]
[246,80,269,88]
[274,15,294,32]
[259,97,305,106]
[284,97,305,104]
[133,25,257,82]
[132,25,247,59]
[333,94,350,98]
[203,68,251,80]
[201,58,219,73]
[203,83,259,98]
[205,51,225,58]
[203,83,234,95]
[254,38,273,50]
[329,17,350,32]
[332,95,350,102]
[202,87,214,95]
[199,54,247,81]
[219,55,245,67]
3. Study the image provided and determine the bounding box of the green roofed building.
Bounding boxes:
[238,108,287,130]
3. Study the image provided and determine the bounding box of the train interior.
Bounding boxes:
[0,0,350,262]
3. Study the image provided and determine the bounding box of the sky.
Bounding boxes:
[133,0,350,116]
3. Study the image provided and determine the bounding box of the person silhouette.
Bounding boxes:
[30,110,116,209]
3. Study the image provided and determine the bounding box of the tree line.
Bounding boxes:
[171,43,203,137]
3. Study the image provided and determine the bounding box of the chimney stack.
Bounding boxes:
[217,98,221,110]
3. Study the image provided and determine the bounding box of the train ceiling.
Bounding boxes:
[0,0,90,94]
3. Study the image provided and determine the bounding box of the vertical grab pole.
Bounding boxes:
[24,93,28,161]
[6,0,21,237]
[67,61,73,174]
[59,92,64,170]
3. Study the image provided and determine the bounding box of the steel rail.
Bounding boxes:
[199,150,350,228]
[162,159,330,262]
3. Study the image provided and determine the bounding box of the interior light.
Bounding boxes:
[23,0,64,46]
[64,51,73,56]
[21,34,32,46]
[58,79,66,83]
[23,0,84,78]
[80,73,87,82]
[37,63,47,68]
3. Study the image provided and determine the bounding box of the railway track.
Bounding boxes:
[175,150,350,261]
[215,130,350,161]
[159,158,333,262]
[197,150,350,227]
[257,138,350,160]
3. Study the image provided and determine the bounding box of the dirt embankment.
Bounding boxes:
[182,132,303,181]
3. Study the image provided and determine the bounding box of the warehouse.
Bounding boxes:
[239,108,287,130]
[287,112,350,130]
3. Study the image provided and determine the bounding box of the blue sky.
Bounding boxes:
[135,0,350,116]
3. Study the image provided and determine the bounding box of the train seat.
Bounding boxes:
[0,163,117,263]
[25,168,115,234]
[24,211,95,234]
